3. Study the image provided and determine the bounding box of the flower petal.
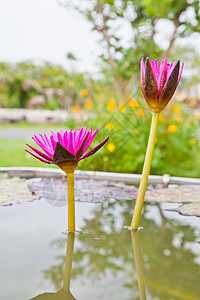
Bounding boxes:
[53,141,77,164]
[25,149,53,164]
[26,143,53,161]
[75,131,90,158]
[32,135,53,157]
[141,58,146,96]
[157,58,167,98]
[144,57,158,109]
[177,63,184,85]
[158,60,180,112]
[79,136,109,161]
[67,130,74,154]
[83,128,98,153]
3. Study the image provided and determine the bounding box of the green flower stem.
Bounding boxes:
[67,172,75,232]
[131,112,159,228]
[131,230,146,299]
[63,232,75,291]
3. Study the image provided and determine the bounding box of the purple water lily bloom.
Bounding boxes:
[141,57,184,112]
[26,127,109,172]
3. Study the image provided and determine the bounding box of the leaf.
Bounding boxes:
[172,203,200,217]
[145,187,200,203]
[0,177,36,206]
[29,178,138,206]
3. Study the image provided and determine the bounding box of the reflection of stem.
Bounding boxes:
[67,172,75,232]
[131,230,146,300]
[63,232,75,291]
[156,203,168,241]
[131,112,159,228]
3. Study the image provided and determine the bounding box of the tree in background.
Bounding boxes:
[60,0,200,99]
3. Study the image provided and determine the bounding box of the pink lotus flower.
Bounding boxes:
[25,127,109,172]
[141,58,184,112]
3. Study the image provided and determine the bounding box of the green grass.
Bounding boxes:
[0,138,56,168]
[0,121,69,130]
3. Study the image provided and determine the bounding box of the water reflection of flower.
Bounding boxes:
[30,232,76,300]
[41,200,200,299]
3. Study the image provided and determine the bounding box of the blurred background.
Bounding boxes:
[0,0,200,177]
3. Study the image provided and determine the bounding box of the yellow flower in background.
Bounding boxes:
[69,81,75,88]
[107,101,117,111]
[159,114,164,121]
[120,106,126,113]
[107,142,115,152]
[86,102,93,109]
[191,138,197,144]
[155,137,158,144]
[72,106,79,112]
[105,123,114,130]
[137,108,145,116]
[173,105,181,112]
[168,124,178,133]
[129,100,139,109]
[174,113,182,122]
[86,97,93,109]
[80,89,88,96]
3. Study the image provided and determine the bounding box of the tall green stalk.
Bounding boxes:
[67,172,75,232]
[131,112,159,228]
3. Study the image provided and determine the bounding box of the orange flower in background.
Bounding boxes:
[129,99,139,109]
[168,124,178,133]
[86,102,93,109]
[72,106,79,112]
[173,105,181,112]
[107,101,117,111]
[80,89,88,96]
[107,142,115,152]
[105,123,114,130]
[137,108,145,116]
[86,97,93,109]
[158,114,164,121]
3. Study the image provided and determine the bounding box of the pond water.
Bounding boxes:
[0,196,200,300]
